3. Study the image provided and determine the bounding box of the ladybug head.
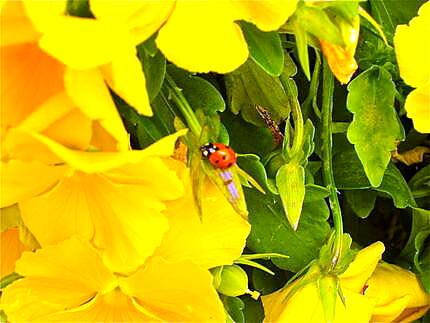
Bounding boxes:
[200,143,217,157]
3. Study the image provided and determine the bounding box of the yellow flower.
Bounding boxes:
[320,16,360,84]
[262,242,385,322]
[1,165,250,322]
[394,1,430,133]
[155,162,251,268]
[156,0,298,73]
[365,262,430,322]
[0,237,225,322]
[1,0,174,149]
[1,130,185,274]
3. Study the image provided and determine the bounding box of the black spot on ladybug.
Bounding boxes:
[215,160,219,163]
[222,155,227,160]
[228,162,233,167]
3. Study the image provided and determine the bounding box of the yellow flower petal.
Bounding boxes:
[262,278,374,323]
[0,42,64,128]
[366,262,430,322]
[156,1,249,73]
[121,256,226,322]
[19,171,172,273]
[64,68,129,150]
[17,92,74,133]
[2,128,60,164]
[0,227,27,278]
[394,1,430,88]
[90,121,119,152]
[42,290,160,322]
[43,109,93,151]
[101,51,152,116]
[23,0,67,33]
[0,0,40,47]
[340,241,385,293]
[395,305,430,322]
[0,159,67,208]
[29,130,186,173]
[1,237,117,322]
[405,86,430,134]
[106,158,184,201]
[156,163,250,269]
[320,39,358,84]
[36,15,133,70]
[16,92,93,150]
[90,0,175,45]
[232,0,298,31]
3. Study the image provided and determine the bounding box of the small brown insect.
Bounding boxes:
[256,105,284,146]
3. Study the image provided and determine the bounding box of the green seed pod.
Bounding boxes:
[212,265,249,297]
[276,161,306,230]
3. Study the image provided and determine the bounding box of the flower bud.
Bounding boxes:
[212,265,249,297]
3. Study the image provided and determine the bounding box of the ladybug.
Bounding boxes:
[200,143,237,169]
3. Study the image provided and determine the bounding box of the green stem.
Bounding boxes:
[164,73,202,137]
[302,50,321,120]
[321,59,343,268]
[280,75,304,159]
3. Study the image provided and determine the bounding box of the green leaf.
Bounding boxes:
[377,162,416,208]
[246,189,330,272]
[118,94,175,149]
[304,184,329,203]
[292,22,311,80]
[138,46,166,102]
[333,143,371,189]
[414,230,430,292]
[344,190,377,218]
[251,266,286,295]
[241,22,284,77]
[409,165,430,208]
[276,162,306,230]
[225,60,291,126]
[401,208,430,263]
[326,1,359,23]
[346,66,404,187]
[167,65,225,113]
[297,6,343,45]
[333,135,415,208]
[237,154,277,194]
[222,296,245,323]
[369,0,424,41]
[242,296,265,323]
[221,111,277,156]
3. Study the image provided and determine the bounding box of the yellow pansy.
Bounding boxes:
[394,1,430,133]
[262,242,385,322]
[156,0,298,73]
[365,262,430,322]
[1,130,185,274]
[0,167,250,322]
[0,237,225,322]
[263,241,430,322]
[1,0,174,149]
